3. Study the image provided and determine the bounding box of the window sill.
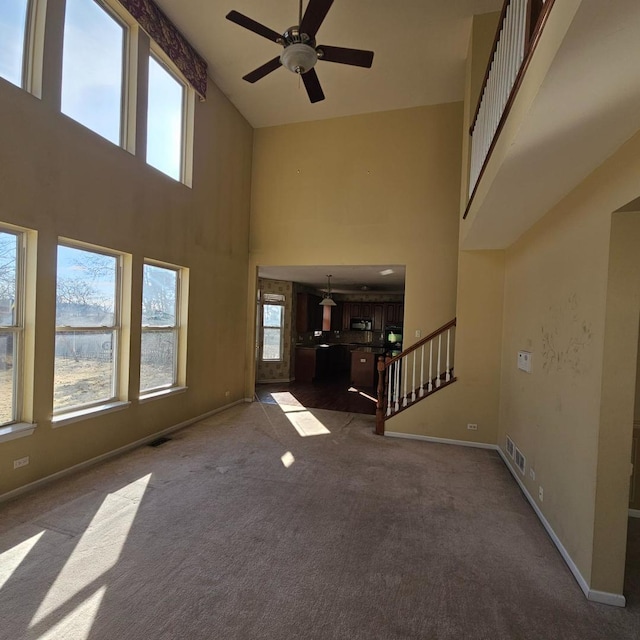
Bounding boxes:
[52,401,131,428]
[0,422,37,444]
[139,386,187,404]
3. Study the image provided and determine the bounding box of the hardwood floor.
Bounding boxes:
[255,374,377,415]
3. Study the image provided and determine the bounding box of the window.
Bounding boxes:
[146,53,186,181]
[0,0,30,87]
[140,261,184,394]
[262,294,285,362]
[54,243,121,414]
[0,229,24,426]
[61,0,126,145]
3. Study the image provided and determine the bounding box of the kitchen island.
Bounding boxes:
[295,343,384,387]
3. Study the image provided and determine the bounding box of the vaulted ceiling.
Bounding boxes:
[154,0,502,128]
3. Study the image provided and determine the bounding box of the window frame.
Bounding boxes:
[60,0,132,148]
[53,240,124,416]
[261,293,285,363]
[146,44,194,186]
[0,226,26,427]
[139,259,185,396]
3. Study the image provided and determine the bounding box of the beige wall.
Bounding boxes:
[498,131,640,594]
[388,249,504,444]
[0,75,253,496]
[247,103,463,394]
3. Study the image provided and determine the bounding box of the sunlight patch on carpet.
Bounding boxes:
[0,531,45,590]
[281,451,295,468]
[30,474,151,628]
[38,586,107,640]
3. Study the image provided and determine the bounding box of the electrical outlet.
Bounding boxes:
[539,486,544,502]
[415,329,421,338]
[529,468,536,481]
[467,423,478,431]
[13,456,29,469]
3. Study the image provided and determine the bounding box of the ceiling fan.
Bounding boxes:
[226,0,374,104]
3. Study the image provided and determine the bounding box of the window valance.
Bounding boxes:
[117,0,208,99]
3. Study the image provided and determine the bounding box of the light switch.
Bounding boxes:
[517,351,532,373]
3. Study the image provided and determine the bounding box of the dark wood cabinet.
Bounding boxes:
[384,302,404,327]
[373,304,384,331]
[296,293,323,332]
[351,350,376,388]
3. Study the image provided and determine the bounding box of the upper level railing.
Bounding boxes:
[375,319,457,435]
[466,0,554,214]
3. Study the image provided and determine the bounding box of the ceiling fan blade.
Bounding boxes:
[317,45,374,68]
[242,57,282,84]
[226,10,282,43]
[300,0,334,39]
[302,68,325,103]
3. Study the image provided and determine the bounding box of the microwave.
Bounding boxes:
[351,318,372,331]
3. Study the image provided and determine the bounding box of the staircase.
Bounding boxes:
[375,319,457,435]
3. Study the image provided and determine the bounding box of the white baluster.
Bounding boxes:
[446,329,451,382]
[436,334,442,388]
[402,356,408,407]
[411,351,416,402]
[428,341,433,393]
[419,344,425,398]
[386,361,392,416]
[394,362,400,413]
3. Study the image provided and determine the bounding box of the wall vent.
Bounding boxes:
[514,447,526,475]
[506,435,515,459]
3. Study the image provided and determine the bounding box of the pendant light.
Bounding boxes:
[319,274,337,306]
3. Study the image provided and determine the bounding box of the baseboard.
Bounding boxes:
[384,431,498,451]
[497,448,626,608]
[629,509,640,518]
[0,399,246,504]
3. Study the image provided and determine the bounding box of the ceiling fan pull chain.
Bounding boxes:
[299,0,303,26]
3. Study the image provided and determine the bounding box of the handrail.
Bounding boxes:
[383,318,457,368]
[375,318,457,435]
[469,0,546,136]
[465,0,555,218]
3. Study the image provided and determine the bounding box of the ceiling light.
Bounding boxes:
[380,269,394,276]
[280,43,318,75]
[319,274,337,306]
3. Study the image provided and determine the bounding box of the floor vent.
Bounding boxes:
[514,447,526,475]
[148,436,171,447]
[506,435,515,459]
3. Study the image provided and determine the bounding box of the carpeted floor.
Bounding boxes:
[0,402,639,639]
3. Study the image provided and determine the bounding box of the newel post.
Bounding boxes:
[375,356,386,435]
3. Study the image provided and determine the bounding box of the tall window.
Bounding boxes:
[0,0,30,87]
[140,262,182,394]
[0,229,23,425]
[54,243,121,413]
[61,0,126,145]
[262,294,285,361]
[147,53,185,181]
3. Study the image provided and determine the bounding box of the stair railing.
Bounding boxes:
[375,318,457,435]
[466,0,554,211]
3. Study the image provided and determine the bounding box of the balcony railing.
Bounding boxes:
[466,0,554,214]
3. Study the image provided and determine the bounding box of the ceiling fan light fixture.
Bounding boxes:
[280,43,318,74]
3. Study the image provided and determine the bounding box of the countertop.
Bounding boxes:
[295,343,385,354]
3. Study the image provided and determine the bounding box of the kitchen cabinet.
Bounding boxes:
[296,293,323,332]
[373,304,384,331]
[350,350,377,388]
[330,302,343,331]
[384,302,404,327]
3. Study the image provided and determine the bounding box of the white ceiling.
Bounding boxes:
[154,0,502,128]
